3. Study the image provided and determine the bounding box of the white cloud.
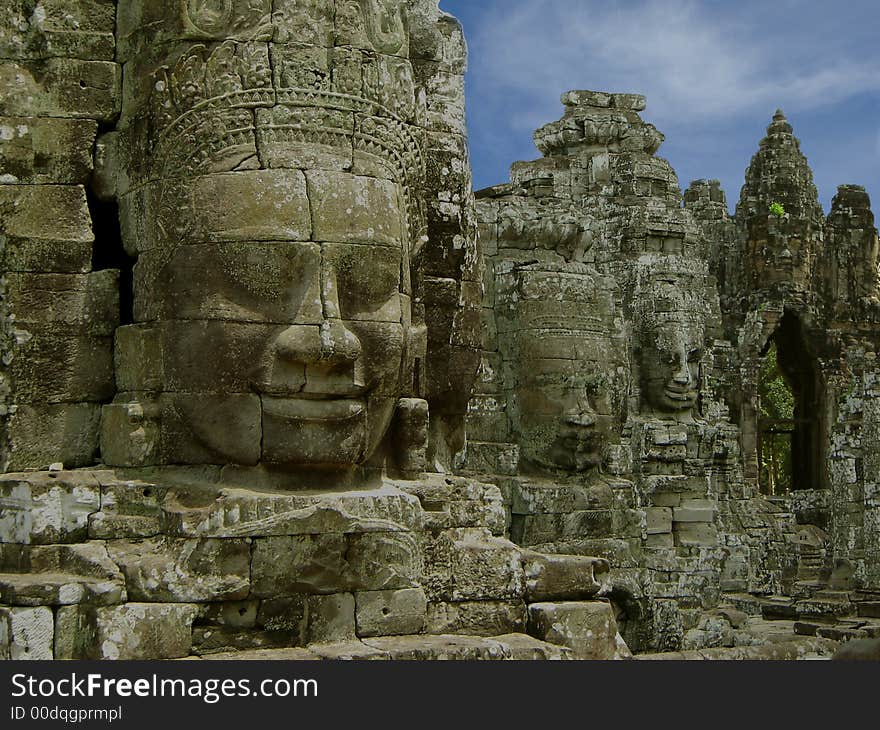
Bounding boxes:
[468,0,880,130]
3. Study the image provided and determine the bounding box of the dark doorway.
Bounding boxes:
[757,312,823,494]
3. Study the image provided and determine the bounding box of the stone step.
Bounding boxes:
[794,618,880,642]
[636,636,838,661]
[794,592,855,620]
[757,596,799,620]
[0,572,124,607]
[0,543,126,607]
[194,633,573,661]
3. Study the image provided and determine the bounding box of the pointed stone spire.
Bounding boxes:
[736,109,825,299]
[739,109,823,223]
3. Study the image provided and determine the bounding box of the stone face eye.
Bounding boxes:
[330,245,402,321]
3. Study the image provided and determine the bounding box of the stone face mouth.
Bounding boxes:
[261,396,365,422]
[664,387,696,402]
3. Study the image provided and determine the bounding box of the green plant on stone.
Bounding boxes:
[769,202,785,218]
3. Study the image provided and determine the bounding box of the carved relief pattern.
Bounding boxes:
[183,0,273,39]
[135,36,427,293]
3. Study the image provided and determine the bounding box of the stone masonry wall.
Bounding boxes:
[0,0,121,471]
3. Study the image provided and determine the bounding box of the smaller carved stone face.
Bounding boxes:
[499,264,624,474]
[639,321,704,415]
[516,372,616,473]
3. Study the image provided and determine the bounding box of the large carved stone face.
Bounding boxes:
[106,0,440,471]
[639,321,704,415]
[149,168,412,468]
[500,265,624,473]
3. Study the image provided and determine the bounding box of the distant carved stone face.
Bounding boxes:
[639,321,704,415]
[516,369,616,472]
[501,265,624,473]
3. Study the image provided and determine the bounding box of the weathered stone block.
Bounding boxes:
[190,170,311,243]
[55,603,197,660]
[528,601,626,660]
[0,117,97,184]
[161,482,423,538]
[403,475,507,534]
[114,321,290,394]
[518,510,616,545]
[361,634,509,661]
[0,606,54,659]
[191,627,299,656]
[0,0,116,60]
[491,633,573,660]
[256,596,307,634]
[306,593,356,644]
[0,59,120,120]
[0,470,100,544]
[132,242,323,325]
[107,537,251,602]
[347,531,422,591]
[0,184,93,273]
[9,329,115,404]
[0,542,125,606]
[307,170,402,246]
[157,393,262,467]
[5,403,101,470]
[7,270,118,333]
[646,533,675,548]
[252,534,349,597]
[522,551,611,601]
[463,441,519,476]
[116,0,274,61]
[425,528,523,602]
[646,507,673,535]
[88,477,167,539]
[426,600,526,637]
[98,401,161,469]
[674,500,716,523]
[512,479,615,515]
[356,588,427,638]
[674,523,719,547]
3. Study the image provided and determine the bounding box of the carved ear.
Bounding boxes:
[391,397,429,478]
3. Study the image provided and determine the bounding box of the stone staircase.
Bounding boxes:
[1,469,631,661]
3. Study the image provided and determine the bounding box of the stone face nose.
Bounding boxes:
[563,393,598,427]
[672,358,693,386]
[273,319,362,368]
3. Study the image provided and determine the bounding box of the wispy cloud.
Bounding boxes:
[467,0,880,130]
[443,0,880,209]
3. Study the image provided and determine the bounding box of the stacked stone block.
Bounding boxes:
[0,1,121,472]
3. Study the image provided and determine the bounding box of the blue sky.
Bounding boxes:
[438,0,880,214]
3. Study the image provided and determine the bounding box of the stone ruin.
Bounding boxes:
[0,2,877,661]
